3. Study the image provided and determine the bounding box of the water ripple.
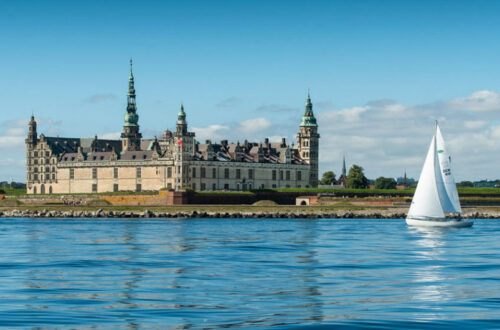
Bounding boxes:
[0,218,498,328]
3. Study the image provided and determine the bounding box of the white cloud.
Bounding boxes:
[99,132,121,140]
[446,90,500,112]
[192,124,231,142]
[237,117,271,134]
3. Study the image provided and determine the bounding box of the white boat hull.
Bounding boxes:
[406,217,473,228]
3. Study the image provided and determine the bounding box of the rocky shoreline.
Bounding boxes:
[1,209,499,219]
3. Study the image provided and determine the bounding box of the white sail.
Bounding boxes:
[408,135,445,219]
[436,125,462,214]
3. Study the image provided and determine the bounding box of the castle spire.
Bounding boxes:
[176,103,187,135]
[300,89,318,127]
[121,59,142,151]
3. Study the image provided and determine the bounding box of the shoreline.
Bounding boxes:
[1,208,499,219]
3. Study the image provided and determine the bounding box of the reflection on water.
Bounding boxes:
[0,218,498,328]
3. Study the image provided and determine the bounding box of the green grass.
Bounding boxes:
[2,188,27,195]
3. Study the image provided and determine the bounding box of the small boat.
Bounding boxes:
[406,123,473,228]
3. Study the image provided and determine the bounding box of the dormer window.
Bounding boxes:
[143,155,147,159]
[71,157,75,161]
[93,156,97,160]
[100,156,104,160]
[132,155,136,160]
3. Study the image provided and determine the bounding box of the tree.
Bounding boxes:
[375,177,397,189]
[346,165,369,189]
[457,181,474,188]
[319,171,336,185]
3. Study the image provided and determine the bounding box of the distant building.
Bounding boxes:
[25,61,320,194]
[337,155,347,188]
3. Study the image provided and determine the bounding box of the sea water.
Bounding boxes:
[0,218,499,328]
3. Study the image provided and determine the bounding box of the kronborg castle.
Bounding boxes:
[25,61,320,194]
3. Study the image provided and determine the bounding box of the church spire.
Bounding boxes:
[342,153,347,176]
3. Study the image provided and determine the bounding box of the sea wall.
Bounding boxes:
[1,209,499,219]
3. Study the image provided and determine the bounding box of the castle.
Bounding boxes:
[25,61,319,194]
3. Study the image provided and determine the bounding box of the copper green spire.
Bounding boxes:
[300,89,318,127]
[124,58,139,127]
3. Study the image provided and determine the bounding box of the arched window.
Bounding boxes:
[33,186,37,194]
[40,184,45,194]
[49,186,52,194]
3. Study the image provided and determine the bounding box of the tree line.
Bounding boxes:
[319,165,398,189]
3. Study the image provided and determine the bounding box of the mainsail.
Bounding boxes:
[436,125,462,213]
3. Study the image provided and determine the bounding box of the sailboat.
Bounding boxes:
[406,123,473,228]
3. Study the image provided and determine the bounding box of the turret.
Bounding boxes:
[26,115,37,146]
[176,104,187,135]
[121,59,142,151]
[297,90,320,187]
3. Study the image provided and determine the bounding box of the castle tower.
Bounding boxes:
[297,90,320,187]
[176,104,188,135]
[26,115,38,186]
[173,104,195,190]
[121,59,142,151]
[26,115,37,146]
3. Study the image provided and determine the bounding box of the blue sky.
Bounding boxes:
[1,0,500,181]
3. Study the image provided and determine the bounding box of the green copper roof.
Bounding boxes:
[300,91,318,127]
[124,59,139,126]
[178,104,186,118]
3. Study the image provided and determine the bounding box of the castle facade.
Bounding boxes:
[25,61,319,194]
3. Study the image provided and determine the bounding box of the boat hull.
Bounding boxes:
[406,217,473,228]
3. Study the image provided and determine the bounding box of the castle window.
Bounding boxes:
[272,170,276,180]
[212,183,216,190]
[201,183,206,191]
[272,184,276,188]
[71,157,75,161]
[279,171,283,181]
[92,184,97,192]
[46,151,49,157]
[192,183,196,190]
[93,156,96,160]
[136,167,141,178]
[113,184,118,192]
[297,171,302,181]
[132,155,136,160]
[64,157,68,161]
[224,168,229,179]
[52,174,55,180]
[114,168,118,179]
[236,169,241,179]
[34,159,38,165]
[100,156,104,160]
[143,155,147,159]
[34,167,38,173]
[192,167,196,178]
[167,167,172,178]
[136,184,142,192]
[45,166,49,173]
[70,168,74,179]
[34,151,38,157]
[224,183,229,190]
[34,174,38,181]
[92,168,97,179]
[201,167,206,178]
[212,168,216,178]
[45,174,49,180]
[286,171,290,180]
[248,169,254,179]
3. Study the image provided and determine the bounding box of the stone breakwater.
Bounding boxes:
[1,209,499,219]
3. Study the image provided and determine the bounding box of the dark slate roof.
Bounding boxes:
[120,150,154,161]
[195,141,305,164]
